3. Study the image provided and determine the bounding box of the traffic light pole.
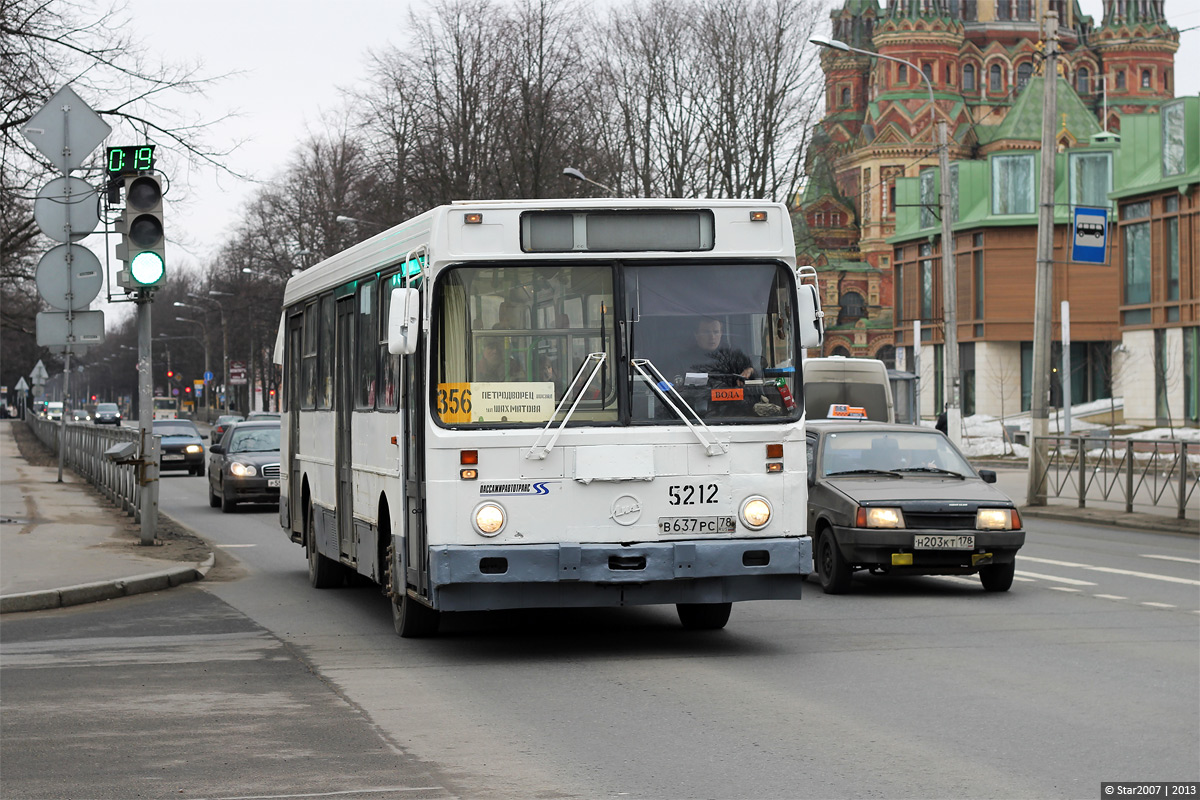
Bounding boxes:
[137,294,158,544]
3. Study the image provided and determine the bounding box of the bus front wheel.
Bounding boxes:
[385,541,440,637]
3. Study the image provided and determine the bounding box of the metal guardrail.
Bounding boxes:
[1029,436,1198,520]
[25,417,147,521]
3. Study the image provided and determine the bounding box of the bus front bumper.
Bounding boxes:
[427,537,811,612]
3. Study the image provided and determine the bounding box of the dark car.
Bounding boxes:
[806,418,1025,594]
[212,414,244,441]
[153,419,206,476]
[94,402,122,425]
[207,420,281,512]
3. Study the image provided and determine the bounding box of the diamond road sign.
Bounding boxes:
[22,85,112,174]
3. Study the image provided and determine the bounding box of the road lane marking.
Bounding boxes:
[1140,554,1200,565]
[928,575,980,586]
[1049,587,1082,593]
[1140,602,1177,609]
[1015,570,1098,586]
[1094,594,1128,600]
[216,544,257,548]
[1014,576,1035,582]
[1021,556,1200,586]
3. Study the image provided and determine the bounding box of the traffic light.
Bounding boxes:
[166,370,174,380]
[116,173,166,291]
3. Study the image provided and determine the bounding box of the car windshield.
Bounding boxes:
[821,429,973,477]
[155,422,198,438]
[98,404,118,413]
[228,427,280,453]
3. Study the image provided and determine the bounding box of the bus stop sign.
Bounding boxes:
[1072,207,1108,264]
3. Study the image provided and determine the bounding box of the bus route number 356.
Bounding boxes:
[437,384,472,419]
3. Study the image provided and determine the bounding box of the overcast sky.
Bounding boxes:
[111,0,1199,282]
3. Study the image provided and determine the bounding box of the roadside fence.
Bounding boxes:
[25,417,147,522]
[1029,436,1198,520]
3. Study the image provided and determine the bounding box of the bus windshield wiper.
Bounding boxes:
[895,467,966,479]
[826,468,903,478]
[526,353,607,460]
[630,359,727,457]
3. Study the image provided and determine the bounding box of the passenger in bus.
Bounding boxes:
[675,317,755,385]
[476,339,524,382]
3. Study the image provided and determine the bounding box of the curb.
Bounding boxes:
[1018,506,1197,536]
[0,552,215,615]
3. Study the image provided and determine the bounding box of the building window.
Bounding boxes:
[992,154,1035,215]
[920,243,934,320]
[1068,151,1113,210]
[919,168,937,230]
[1016,0,1032,19]
[875,345,895,369]
[963,63,977,91]
[1017,62,1032,90]
[841,86,851,106]
[997,0,1010,20]
[989,64,1003,93]
[946,64,953,85]
[1162,100,1187,176]
[1185,327,1199,424]
[1076,66,1091,94]
[922,63,933,85]
[1167,214,1180,301]
[1115,70,1126,90]
[898,63,907,85]
[974,249,984,319]
[838,291,867,324]
[1141,69,1151,89]
[1121,201,1151,305]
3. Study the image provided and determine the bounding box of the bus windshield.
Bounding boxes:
[433,261,799,427]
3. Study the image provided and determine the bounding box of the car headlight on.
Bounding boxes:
[976,508,1018,530]
[230,462,257,477]
[185,444,203,454]
[739,496,772,530]
[856,506,905,528]
[473,502,505,536]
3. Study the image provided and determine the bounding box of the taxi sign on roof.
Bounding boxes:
[827,404,868,419]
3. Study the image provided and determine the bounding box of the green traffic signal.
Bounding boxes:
[116,173,167,290]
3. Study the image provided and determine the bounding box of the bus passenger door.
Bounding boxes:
[335,296,356,565]
[286,312,303,537]
[403,344,429,601]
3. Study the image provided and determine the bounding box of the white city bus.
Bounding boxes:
[277,199,824,636]
[152,396,178,420]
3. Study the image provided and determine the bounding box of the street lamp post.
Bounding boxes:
[810,34,959,443]
[562,167,616,196]
[174,316,211,413]
[182,294,230,414]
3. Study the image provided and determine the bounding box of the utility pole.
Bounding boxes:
[938,119,960,448]
[1027,8,1059,506]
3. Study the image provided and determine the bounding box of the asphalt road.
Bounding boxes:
[2,469,1197,799]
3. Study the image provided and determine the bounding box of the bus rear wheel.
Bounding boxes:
[677,602,732,630]
[306,505,341,589]
[385,541,439,637]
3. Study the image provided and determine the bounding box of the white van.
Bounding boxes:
[802,356,894,423]
[43,401,64,420]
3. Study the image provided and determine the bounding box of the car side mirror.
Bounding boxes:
[210,444,224,455]
[978,469,997,484]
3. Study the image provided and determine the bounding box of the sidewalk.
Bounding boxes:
[0,419,214,614]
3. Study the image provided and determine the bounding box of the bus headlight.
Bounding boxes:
[230,462,256,477]
[976,508,1017,530]
[739,496,772,530]
[473,502,505,537]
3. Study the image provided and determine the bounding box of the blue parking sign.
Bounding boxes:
[1072,207,1108,264]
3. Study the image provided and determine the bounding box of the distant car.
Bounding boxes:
[806,417,1025,594]
[207,420,281,512]
[93,403,122,425]
[211,414,244,441]
[70,408,91,422]
[153,419,206,476]
[44,401,63,420]
[246,411,281,421]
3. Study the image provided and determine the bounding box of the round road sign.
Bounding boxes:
[34,177,100,243]
[35,244,103,311]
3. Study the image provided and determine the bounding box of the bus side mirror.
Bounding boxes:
[796,279,824,349]
[388,287,421,355]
